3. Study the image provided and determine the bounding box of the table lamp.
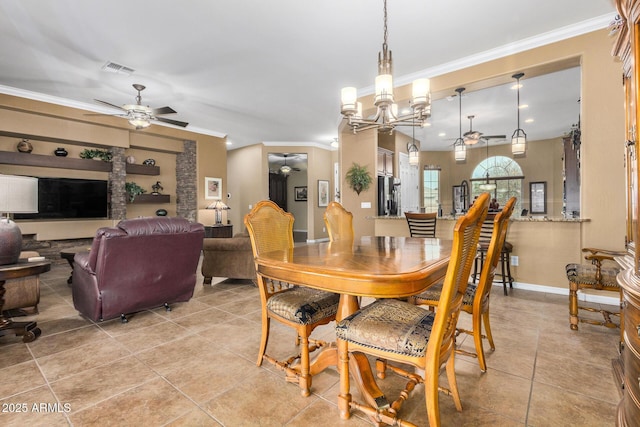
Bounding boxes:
[206,200,230,225]
[0,175,38,265]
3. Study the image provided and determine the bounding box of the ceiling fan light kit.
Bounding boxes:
[94,84,188,130]
[511,72,527,155]
[340,0,431,134]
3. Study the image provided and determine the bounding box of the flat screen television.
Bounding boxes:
[15,177,109,220]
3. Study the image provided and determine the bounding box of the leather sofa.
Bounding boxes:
[201,232,255,283]
[72,217,204,322]
[3,251,41,315]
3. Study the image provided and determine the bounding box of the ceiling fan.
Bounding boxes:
[463,115,505,144]
[94,84,188,129]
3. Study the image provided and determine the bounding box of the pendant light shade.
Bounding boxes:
[511,73,527,155]
[453,87,467,161]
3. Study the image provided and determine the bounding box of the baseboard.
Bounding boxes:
[306,237,329,243]
[501,281,619,305]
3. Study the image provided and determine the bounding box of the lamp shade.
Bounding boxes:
[0,175,38,213]
[374,74,394,105]
[0,175,38,265]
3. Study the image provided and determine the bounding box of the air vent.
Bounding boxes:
[101,61,135,75]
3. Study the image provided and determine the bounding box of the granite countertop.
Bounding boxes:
[370,215,589,223]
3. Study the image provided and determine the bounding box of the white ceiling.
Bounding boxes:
[0,1,616,151]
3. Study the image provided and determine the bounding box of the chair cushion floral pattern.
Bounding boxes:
[336,299,435,357]
[565,264,620,288]
[267,287,339,325]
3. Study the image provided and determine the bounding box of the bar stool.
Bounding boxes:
[472,213,514,295]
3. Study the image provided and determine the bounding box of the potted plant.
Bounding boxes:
[125,182,146,202]
[80,148,112,162]
[345,163,373,195]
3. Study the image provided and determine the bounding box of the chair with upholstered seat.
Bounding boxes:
[336,193,489,427]
[244,200,340,396]
[472,211,514,295]
[324,201,354,242]
[566,247,624,330]
[410,197,516,373]
[405,211,437,237]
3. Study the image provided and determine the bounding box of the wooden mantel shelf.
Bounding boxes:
[125,163,160,175]
[127,194,170,204]
[0,151,112,172]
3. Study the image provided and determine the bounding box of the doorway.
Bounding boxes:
[268,153,308,242]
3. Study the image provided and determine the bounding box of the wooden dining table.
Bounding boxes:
[255,235,452,408]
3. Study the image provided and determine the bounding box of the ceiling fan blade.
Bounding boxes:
[155,116,189,127]
[94,99,125,111]
[483,135,507,140]
[152,106,177,115]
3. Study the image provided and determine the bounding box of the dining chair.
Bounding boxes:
[336,193,489,427]
[405,211,437,237]
[244,200,340,396]
[410,197,516,373]
[566,247,624,330]
[323,201,354,242]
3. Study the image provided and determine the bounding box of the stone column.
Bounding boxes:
[176,140,197,221]
[109,147,126,220]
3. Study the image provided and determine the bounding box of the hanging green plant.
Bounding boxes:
[345,163,373,195]
[125,182,146,202]
[80,148,113,162]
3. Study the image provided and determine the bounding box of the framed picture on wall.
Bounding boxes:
[294,186,307,201]
[205,177,222,200]
[529,181,547,214]
[318,180,329,207]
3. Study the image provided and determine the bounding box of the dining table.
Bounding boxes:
[255,235,452,409]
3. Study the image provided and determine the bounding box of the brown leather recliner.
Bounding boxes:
[72,217,204,322]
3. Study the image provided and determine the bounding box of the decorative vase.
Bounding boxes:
[143,158,156,166]
[54,147,68,157]
[155,209,168,217]
[126,156,136,164]
[17,139,33,153]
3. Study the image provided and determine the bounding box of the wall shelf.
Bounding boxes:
[127,194,170,204]
[126,163,160,175]
[0,151,112,172]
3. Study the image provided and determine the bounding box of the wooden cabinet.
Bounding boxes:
[204,225,233,238]
[612,1,640,424]
[377,148,394,176]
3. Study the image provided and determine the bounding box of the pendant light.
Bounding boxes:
[453,87,467,161]
[478,140,496,191]
[408,114,419,166]
[511,72,527,155]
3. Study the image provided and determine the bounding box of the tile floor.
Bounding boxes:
[0,260,621,426]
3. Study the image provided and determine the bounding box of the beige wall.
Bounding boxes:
[0,94,227,239]
[428,137,564,217]
[339,29,626,292]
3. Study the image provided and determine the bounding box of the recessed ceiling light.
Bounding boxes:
[422,122,431,127]
[525,118,534,123]
[511,83,523,90]
[226,141,232,145]
[438,132,446,137]
[519,104,529,109]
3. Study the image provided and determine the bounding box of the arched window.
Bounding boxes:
[471,156,523,212]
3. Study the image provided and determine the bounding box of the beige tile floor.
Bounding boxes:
[0,260,621,426]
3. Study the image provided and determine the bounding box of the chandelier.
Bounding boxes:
[340,0,431,134]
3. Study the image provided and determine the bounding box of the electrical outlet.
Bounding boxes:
[510,255,519,266]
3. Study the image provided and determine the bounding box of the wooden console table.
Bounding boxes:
[204,224,233,238]
[0,260,51,342]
